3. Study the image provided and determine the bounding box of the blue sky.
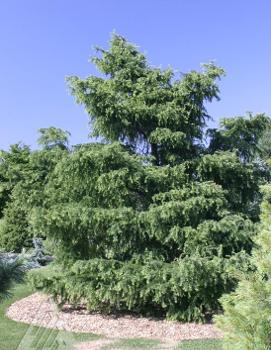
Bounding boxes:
[1,0,271,150]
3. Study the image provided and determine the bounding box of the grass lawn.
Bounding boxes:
[0,283,99,350]
[0,283,223,350]
[101,338,222,349]
[177,339,222,350]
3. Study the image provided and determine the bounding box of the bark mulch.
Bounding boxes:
[6,292,222,345]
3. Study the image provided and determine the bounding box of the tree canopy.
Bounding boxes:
[67,34,224,165]
[37,126,70,150]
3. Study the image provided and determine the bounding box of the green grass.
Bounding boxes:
[0,283,99,350]
[102,338,222,349]
[101,338,222,349]
[0,283,33,350]
[104,338,162,349]
[178,339,222,350]
[0,283,223,350]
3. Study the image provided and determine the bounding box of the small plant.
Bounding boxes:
[0,255,25,301]
[24,237,53,269]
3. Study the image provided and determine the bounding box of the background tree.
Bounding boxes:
[37,126,70,150]
[256,127,271,161]
[0,144,31,218]
[208,113,271,163]
[0,128,70,251]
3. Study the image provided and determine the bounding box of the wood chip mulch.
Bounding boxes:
[6,292,223,341]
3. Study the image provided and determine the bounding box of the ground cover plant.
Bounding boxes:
[1,34,271,324]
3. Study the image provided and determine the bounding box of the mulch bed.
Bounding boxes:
[6,292,223,341]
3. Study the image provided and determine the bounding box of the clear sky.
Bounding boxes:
[1,0,271,150]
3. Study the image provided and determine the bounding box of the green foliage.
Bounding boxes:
[30,253,228,322]
[0,131,69,251]
[3,35,270,323]
[0,200,29,252]
[37,126,70,150]
[197,151,262,219]
[256,127,271,161]
[67,33,224,165]
[216,185,271,349]
[0,257,25,301]
[0,144,31,218]
[29,141,256,321]
[208,113,271,163]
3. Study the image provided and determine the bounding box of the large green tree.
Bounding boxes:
[5,34,268,322]
[30,48,264,318]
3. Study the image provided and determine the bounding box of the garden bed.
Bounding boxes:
[6,292,222,341]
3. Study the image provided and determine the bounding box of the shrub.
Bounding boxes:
[0,256,26,301]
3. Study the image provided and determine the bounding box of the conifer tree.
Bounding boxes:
[27,34,267,322]
[216,184,271,349]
